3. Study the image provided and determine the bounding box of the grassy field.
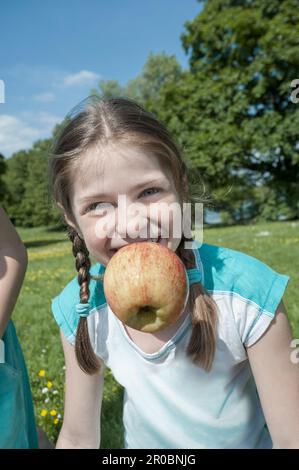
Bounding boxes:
[11,220,299,448]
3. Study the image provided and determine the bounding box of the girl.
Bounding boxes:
[0,205,38,448]
[49,96,299,449]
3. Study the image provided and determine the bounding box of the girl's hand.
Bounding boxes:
[0,206,28,338]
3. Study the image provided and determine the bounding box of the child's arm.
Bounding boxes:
[55,329,105,449]
[0,206,28,339]
[247,300,299,449]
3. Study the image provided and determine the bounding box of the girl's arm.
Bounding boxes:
[55,329,105,449]
[0,206,28,338]
[247,300,299,449]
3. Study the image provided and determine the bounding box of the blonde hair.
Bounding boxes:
[48,96,218,375]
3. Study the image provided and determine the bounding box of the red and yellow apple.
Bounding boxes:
[103,241,188,333]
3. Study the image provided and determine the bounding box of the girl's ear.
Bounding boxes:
[57,203,83,238]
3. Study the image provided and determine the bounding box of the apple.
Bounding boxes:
[103,241,188,333]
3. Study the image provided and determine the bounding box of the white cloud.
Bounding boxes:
[63,70,100,86]
[33,92,55,102]
[0,112,62,158]
[0,115,40,156]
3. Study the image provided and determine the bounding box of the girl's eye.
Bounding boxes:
[140,187,161,198]
[85,202,113,213]
[84,188,161,213]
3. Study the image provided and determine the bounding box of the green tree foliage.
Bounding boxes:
[92,51,183,105]
[2,140,61,227]
[125,51,183,105]
[91,79,124,99]
[1,149,29,224]
[1,1,298,226]
[0,153,7,202]
[21,139,56,227]
[152,0,299,222]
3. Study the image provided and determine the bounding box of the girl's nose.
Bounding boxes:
[115,206,149,240]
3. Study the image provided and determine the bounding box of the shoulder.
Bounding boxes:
[195,241,290,315]
[194,241,290,348]
[51,262,107,344]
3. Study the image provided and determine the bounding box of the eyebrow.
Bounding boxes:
[78,176,168,205]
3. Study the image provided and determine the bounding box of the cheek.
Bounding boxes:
[82,224,107,257]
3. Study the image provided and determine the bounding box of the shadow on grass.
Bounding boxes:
[45,224,66,233]
[24,239,69,249]
[203,220,253,230]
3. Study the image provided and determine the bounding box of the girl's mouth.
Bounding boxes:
[109,235,162,255]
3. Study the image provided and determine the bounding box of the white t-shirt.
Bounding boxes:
[52,240,290,449]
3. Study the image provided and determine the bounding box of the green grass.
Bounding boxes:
[12,220,298,448]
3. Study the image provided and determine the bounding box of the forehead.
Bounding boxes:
[71,141,172,201]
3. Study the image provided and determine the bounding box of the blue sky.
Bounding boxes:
[0,0,202,158]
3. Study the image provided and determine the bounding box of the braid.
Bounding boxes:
[67,226,102,375]
[176,234,218,372]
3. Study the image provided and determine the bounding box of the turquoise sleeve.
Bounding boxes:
[51,276,80,343]
[51,262,106,343]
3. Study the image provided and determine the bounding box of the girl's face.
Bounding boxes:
[66,142,184,266]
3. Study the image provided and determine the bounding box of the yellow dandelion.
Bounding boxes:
[54,418,59,425]
[38,369,46,377]
[50,409,57,416]
[47,381,53,388]
[40,409,47,417]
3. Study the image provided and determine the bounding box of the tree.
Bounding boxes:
[2,149,29,224]
[0,153,7,203]
[125,51,183,106]
[2,139,61,227]
[21,139,56,227]
[152,0,299,221]
[91,79,124,99]
[91,51,183,106]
